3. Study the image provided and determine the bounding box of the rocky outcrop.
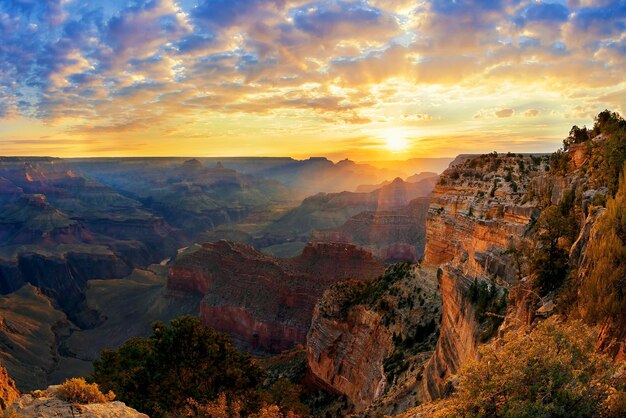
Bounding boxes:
[418,267,478,401]
[419,154,548,401]
[7,386,147,418]
[0,366,20,410]
[168,241,385,353]
[307,288,393,412]
[306,265,441,414]
[424,155,544,279]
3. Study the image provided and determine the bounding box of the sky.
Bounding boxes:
[0,0,625,160]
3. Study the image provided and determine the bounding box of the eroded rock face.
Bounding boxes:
[418,267,478,401]
[168,241,385,353]
[420,154,548,401]
[306,266,441,414]
[307,296,393,413]
[8,386,147,418]
[0,366,20,410]
[424,156,544,280]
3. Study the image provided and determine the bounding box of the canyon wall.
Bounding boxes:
[419,154,548,401]
[306,265,441,415]
[167,241,385,353]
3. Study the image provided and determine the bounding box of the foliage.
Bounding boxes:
[184,393,302,418]
[93,316,263,417]
[530,202,575,294]
[549,149,571,175]
[580,165,626,325]
[260,380,309,417]
[56,377,115,404]
[439,318,626,418]
[589,110,626,196]
[563,125,590,150]
[352,262,413,308]
[184,393,243,418]
[467,279,507,342]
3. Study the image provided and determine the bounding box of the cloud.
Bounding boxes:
[1,0,626,157]
[292,0,397,39]
[496,108,515,118]
[515,2,570,25]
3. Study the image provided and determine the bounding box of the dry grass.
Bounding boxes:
[56,378,115,404]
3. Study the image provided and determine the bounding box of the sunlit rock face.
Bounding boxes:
[420,154,548,401]
[0,366,20,410]
[8,386,148,418]
[306,266,441,415]
[167,240,385,354]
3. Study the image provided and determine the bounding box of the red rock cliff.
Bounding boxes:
[167,241,385,353]
[419,154,547,401]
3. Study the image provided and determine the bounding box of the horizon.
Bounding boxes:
[2,1,624,159]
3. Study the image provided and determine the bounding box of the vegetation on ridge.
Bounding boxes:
[580,165,626,326]
[56,378,115,404]
[426,318,626,418]
[93,316,308,417]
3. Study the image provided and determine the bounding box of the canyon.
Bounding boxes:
[302,139,624,415]
[1,130,625,416]
[168,241,386,353]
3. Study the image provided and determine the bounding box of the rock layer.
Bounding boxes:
[419,154,548,401]
[0,366,20,410]
[306,266,441,414]
[168,241,385,353]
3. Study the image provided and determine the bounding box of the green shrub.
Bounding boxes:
[93,316,263,417]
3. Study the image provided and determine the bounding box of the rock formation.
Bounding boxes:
[418,154,548,401]
[168,241,385,353]
[7,386,147,418]
[312,197,430,262]
[0,158,185,323]
[0,366,20,410]
[306,265,441,414]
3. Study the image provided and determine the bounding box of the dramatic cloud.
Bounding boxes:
[0,0,625,158]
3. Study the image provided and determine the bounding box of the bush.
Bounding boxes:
[93,316,263,417]
[56,378,115,404]
[440,318,626,417]
[550,149,571,174]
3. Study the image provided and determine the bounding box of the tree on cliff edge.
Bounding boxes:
[93,316,263,417]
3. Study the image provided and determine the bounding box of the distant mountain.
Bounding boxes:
[356,171,439,192]
[362,157,454,175]
[69,158,297,238]
[260,177,437,255]
[312,196,431,262]
[0,158,184,323]
[254,157,402,195]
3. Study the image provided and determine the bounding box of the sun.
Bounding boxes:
[383,128,410,152]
